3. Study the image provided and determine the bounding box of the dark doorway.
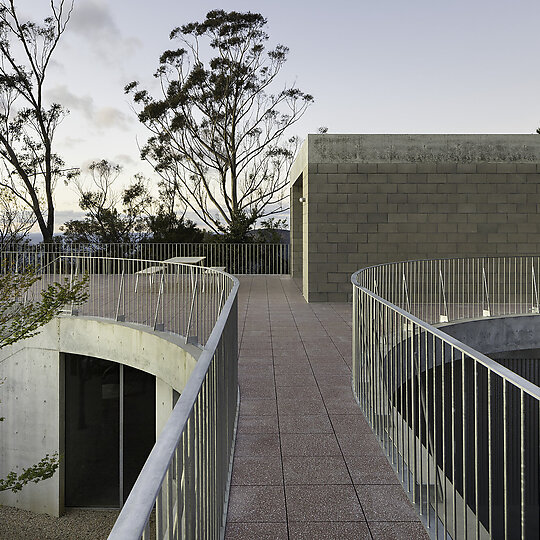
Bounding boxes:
[65,354,155,508]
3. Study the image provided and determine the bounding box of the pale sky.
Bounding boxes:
[17,0,540,234]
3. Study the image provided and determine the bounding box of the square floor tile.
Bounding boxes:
[322,398,362,414]
[235,433,281,458]
[237,415,278,434]
[288,522,370,540]
[225,522,288,540]
[329,413,372,435]
[369,521,430,539]
[239,398,277,416]
[318,384,355,401]
[239,383,276,399]
[280,433,342,456]
[355,484,421,521]
[276,386,320,400]
[278,414,333,434]
[336,433,384,456]
[274,373,317,386]
[227,486,286,522]
[346,454,400,485]
[282,456,351,484]
[277,398,327,416]
[232,456,283,485]
[285,485,365,522]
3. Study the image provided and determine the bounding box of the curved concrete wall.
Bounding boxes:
[439,314,540,355]
[0,316,200,516]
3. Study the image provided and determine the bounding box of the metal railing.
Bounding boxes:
[1,252,240,539]
[352,257,540,540]
[0,241,290,274]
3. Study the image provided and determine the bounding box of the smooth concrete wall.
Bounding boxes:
[0,316,200,516]
[290,134,540,302]
[291,176,303,292]
[440,314,540,356]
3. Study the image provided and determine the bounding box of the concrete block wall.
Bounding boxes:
[290,135,540,302]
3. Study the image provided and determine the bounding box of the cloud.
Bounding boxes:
[113,154,138,167]
[47,84,93,117]
[69,0,141,64]
[61,135,86,148]
[46,85,133,131]
[94,107,132,130]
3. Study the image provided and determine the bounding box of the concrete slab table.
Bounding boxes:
[164,256,207,289]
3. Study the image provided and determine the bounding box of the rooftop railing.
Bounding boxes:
[0,241,290,275]
[2,252,240,539]
[352,257,540,540]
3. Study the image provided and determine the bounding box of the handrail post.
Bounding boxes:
[153,272,165,331]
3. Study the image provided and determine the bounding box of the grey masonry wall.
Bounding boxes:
[290,134,540,302]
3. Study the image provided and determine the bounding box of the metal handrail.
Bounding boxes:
[352,256,540,540]
[1,251,240,539]
[352,268,540,401]
[109,269,239,539]
[0,253,234,346]
[0,241,290,275]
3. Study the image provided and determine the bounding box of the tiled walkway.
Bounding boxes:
[225,276,429,540]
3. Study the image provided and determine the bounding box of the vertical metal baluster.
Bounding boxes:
[451,345,457,540]
[475,362,479,540]
[400,312,406,485]
[488,369,493,538]
[156,489,163,539]
[434,332,439,538]
[503,380,508,540]
[425,328,430,528]
[520,389,525,540]
[167,463,173,540]
[462,351,467,537]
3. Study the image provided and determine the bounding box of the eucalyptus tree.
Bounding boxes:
[0,185,34,244]
[62,159,153,244]
[0,0,76,244]
[126,10,313,241]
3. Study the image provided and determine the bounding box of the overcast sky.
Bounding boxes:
[18,0,540,233]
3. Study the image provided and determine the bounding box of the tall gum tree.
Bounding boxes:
[126,10,313,241]
[0,0,75,244]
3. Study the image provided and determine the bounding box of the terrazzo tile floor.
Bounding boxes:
[225,275,429,539]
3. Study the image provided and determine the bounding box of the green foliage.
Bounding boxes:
[146,211,204,243]
[217,209,258,243]
[0,262,88,492]
[126,9,312,239]
[0,453,59,493]
[251,218,288,244]
[0,263,89,348]
[61,160,152,244]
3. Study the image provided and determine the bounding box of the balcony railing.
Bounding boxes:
[0,241,290,274]
[352,257,540,540]
[2,252,239,539]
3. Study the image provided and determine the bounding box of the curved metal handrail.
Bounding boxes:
[0,252,235,346]
[1,251,240,539]
[351,265,540,400]
[352,257,540,540]
[109,266,239,539]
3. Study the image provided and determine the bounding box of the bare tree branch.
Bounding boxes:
[0,1,75,242]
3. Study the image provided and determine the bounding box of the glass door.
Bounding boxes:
[65,354,155,508]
